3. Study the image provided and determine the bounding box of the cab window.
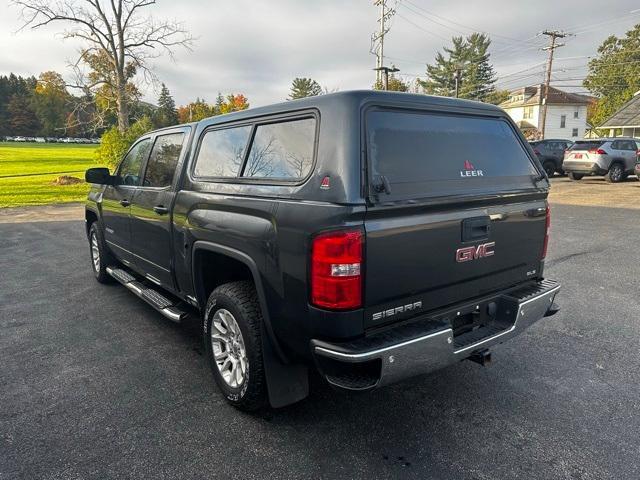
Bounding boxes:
[117,139,151,186]
[143,133,185,187]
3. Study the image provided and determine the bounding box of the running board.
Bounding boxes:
[106,266,188,323]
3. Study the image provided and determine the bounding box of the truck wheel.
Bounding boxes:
[88,222,114,284]
[568,172,583,181]
[605,163,624,183]
[204,281,267,411]
[543,161,556,177]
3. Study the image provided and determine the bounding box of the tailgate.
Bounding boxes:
[364,199,546,327]
[364,107,546,328]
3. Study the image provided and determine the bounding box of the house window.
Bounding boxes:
[572,128,579,137]
[523,106,534,119]
[560,115,566,128]
[574,107,579,119]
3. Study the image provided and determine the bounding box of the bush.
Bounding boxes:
[95,116,154,170]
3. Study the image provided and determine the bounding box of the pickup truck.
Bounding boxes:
[85,90,560,411]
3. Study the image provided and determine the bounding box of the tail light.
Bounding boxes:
[311,229,363,310]
[541,206,551,260]
[588,148,607,155]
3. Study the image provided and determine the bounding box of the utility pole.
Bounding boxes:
[370,0,395,85]
[453,67,462,98]
[540,30,566,139]
[374,66,400,90]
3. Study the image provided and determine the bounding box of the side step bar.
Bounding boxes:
[106,266,188,323]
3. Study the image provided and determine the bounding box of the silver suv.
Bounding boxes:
[563,138,640,183]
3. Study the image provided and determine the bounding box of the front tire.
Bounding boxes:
[568,172,584,181]
[88,222,114,283]
[605,163,625,183]
[204,281,267,411]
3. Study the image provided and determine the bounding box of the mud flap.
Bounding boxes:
[261,327,309,408]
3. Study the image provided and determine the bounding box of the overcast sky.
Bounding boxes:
[1,0,639,108]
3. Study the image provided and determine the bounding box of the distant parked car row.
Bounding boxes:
[2,136,100,144]
[529,137,640,183]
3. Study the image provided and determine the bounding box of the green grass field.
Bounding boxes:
[0,142,103,208]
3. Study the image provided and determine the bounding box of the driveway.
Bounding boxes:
[1,201,639,479]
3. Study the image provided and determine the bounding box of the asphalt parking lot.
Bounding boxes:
[1,180,639,479]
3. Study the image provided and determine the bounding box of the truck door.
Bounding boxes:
[129,128,189,288]
[101,137,152,266]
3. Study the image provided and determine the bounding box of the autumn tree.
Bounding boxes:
[583,24,640,127]
[177,94,249,123]
[13,0,192,132]
[153,83,177,128]
[31,71,70,136]
[288,78,323,100]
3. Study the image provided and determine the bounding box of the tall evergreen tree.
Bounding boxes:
[288,78,323,100]
[153,83,178,128]
[419,33,496,102]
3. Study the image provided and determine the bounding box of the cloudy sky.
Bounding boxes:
[1,0,639,107]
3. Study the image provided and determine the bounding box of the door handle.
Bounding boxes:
[153,205,169,215]
[120,199,130,207]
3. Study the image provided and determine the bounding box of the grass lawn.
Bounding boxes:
[0,142,104,208]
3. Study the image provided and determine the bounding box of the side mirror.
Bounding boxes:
[85,167,114,185]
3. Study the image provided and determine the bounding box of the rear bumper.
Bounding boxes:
[312,279,560,391]
[562,161,605,175]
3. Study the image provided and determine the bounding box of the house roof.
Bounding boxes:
[600,92,640,128]
[499,85,593,109]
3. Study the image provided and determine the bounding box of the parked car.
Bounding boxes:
[34,137,46,143]
[529,139,573,176]
[14,136,26,142]
[84,91,560,411]
[563,138,640,182]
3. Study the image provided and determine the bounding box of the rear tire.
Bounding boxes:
[568,172,583,181]
[204,281,267,411]
[605,163,624,183]
[88,222,114,284]
[542,161,556,177]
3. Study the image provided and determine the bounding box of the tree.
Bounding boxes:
[484,89,510,105]
[419,33,496,102]
[32,71,70,136]
[288,78,323,100]
[8,94,40,135]
[95,115,153,169]
[373,71,409,92]
[176,94,249,123]
[14,0,193,133]
[153,83,177,128]
[583,24,640,127]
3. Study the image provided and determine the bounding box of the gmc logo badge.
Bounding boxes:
[456,242,495,263]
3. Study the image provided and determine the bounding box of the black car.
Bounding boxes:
[529,139,573,176]
[84,91,560,411]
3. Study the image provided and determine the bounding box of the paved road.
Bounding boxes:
[1,204,639,479]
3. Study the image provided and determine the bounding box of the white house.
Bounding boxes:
[499,85,592,140]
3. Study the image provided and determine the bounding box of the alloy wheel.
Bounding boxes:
[90,231,101,272]
[210,308,248,388]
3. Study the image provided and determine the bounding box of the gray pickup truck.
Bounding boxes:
[85,91,561,410]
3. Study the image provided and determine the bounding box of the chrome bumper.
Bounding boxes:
[312,280,560,391]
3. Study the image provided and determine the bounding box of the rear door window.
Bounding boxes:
[366,109,537,201]
[143,132,185,187]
